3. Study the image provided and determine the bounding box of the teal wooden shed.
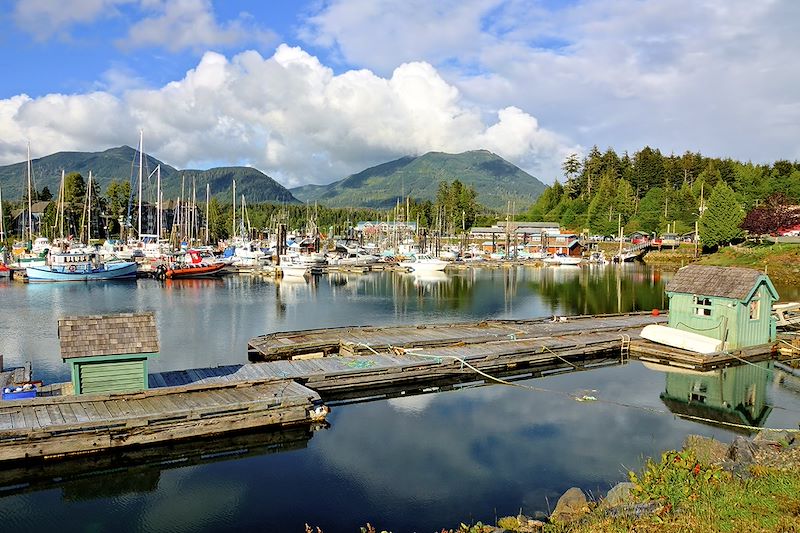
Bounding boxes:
[664,265,779,350]
[58,313,159,395]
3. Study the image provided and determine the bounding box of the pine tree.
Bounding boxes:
[699,181,745,248]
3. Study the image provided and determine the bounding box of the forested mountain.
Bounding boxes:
[291,150,546,210]
[526,146,800,245]
[0,146,298,204]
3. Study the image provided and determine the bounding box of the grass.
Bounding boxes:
[698,243,800,284]
[531,450,800,533]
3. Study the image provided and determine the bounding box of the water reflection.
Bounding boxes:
[647,361,773,434]
[0,425,319,499]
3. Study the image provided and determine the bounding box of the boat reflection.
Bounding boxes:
[645,361,773,434]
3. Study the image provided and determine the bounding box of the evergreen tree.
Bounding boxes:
[561,153,581,198]
[586,172,617,234]
[699,181,744,248]
[636,187,666,233]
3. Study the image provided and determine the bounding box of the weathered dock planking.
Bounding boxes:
[0,379,322,462]
[247,313,667,361]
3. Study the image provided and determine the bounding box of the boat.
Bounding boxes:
[157,250,227,279]
[0,263,10,278]
[26,252,138,282]
[278,254,310,278]
[398,254,448,272]
[543,253,583,266]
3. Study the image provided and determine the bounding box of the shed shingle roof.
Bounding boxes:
[665,265,764,300]
[58,312,159,359]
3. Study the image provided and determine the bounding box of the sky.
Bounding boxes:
[0,0,798,189]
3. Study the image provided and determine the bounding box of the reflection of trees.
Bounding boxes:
[530,266,666,315]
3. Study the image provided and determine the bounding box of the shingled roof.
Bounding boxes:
[665,265,765,300]
[58,313,159,360]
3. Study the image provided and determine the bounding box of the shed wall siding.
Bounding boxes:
[667,293,738,345]
[734,283,774,348]
[77,360,147,394]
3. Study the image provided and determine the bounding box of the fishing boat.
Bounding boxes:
[278,254,310,278]
[0,262,10,278]
[26,252,137,282]
[157,250,226,279]
[398,254,448,272]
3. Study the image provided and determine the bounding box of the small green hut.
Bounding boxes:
[58,313,159,395]
[664,265,779,350]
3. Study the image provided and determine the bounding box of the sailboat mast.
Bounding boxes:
[26,142,33,242]
[87,171,93,243]
[232,180,236,239]
[137,130,143,238]
[0,185,5,242]
[58,170,65,240]
[156,165,162,241]
[191,176,197,244]
[205,183,210,245]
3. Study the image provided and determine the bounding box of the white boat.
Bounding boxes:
[543,253,582,266]
[278,254,309,278]
[640,324,723,354]
[26,252,138,282]
[398,254,448,272]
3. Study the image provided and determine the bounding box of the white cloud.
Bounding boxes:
[118,0,276,52]
[0,45,573,187]
[12,0,275,53]
[303,0,800,166]
[12,0,134,41]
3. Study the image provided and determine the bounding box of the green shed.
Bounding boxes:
[58,313,159,395]
[664,265,779,350]
[659,362,773,434]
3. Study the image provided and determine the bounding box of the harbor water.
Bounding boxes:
[1,264,798,532]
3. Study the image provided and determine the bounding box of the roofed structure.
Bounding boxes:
[665,265,769,301]
[58,312,159,360]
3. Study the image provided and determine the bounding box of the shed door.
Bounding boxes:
[78,360,145,394]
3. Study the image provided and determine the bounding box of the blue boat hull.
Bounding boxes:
[26,262,138,282]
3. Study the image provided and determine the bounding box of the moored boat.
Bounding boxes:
[158,250,227,279]
[543,253,582,266]
[398,254,448,272]
[26,252,137,282]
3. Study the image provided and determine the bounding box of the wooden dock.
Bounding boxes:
[0,311,789,464]
[0,379,323,462]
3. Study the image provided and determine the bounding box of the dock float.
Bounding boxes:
[0,379,323,462]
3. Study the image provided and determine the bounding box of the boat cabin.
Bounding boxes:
[664,265,779,350]
[58,313,159,395]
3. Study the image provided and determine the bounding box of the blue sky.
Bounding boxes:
[1,0,798,188]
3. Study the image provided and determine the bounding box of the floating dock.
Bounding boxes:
[0,311,790,464]
[0,379,323,462]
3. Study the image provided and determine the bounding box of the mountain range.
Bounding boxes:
[0,147,545,210]
[290,150,546,210]
[0,146,297,204]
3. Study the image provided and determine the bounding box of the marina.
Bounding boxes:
[1,265,799,531]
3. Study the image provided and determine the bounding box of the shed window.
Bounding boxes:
[693,296,712,317]
[749,299,760,320]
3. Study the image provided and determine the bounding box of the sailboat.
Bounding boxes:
[26,169,138,282]
[12,143,49,267]
[0,185,9,277]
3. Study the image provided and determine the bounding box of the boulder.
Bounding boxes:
[601,482,636,508]
[683,434,728,465]
[550,487,589,523]
[728,436,757,465]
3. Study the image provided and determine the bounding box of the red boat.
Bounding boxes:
[157,250,227,279]
[0,263,10,278]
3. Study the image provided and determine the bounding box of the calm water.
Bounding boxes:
[1,265,798,532]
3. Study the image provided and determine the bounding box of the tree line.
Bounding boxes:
[2,172,485,243]
[526,146,800,248]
